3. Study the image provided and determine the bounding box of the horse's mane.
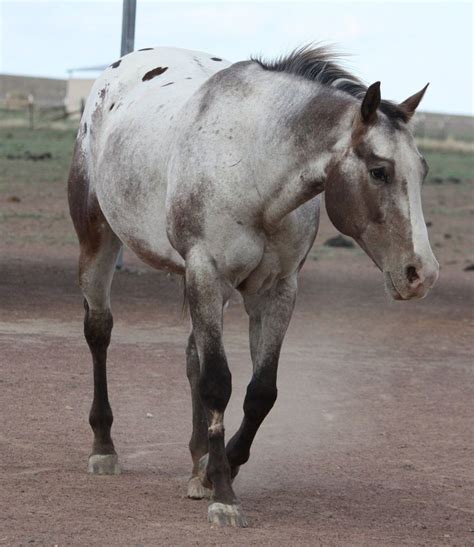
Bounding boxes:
[251,45,408,124]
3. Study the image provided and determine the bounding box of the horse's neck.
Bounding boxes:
[259,82,356,227]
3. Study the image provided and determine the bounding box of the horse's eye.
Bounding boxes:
[370,167,388,183]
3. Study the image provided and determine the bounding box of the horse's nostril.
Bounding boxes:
[406,265,419,284]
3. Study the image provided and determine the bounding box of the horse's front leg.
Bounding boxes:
[226,275,297,476]
[186,249,247,527]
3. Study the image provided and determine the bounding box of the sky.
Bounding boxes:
[0,0,473,115]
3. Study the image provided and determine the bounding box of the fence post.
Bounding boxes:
[28,94,34,130]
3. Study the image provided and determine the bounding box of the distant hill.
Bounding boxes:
[0,74,472,143]
[0,74,66,108]
[414,111,473,142]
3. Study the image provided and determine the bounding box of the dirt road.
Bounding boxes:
[0,251,472,546]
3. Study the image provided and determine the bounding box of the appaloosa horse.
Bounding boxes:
[68,45,439,527]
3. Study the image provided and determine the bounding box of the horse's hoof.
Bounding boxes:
[208,502,248,527]
[187,476,212,499]
[197,454,212,489]
[88,453,121,475]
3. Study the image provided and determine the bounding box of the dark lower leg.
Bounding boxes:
[186,332,208,475]
[226,369,277,472]
[199,345,236,505]
[84,300,115,455]
[227,276,296,474]
[186,251,246,525]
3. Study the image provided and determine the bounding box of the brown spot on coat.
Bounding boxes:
[142,66,168,81]
[110,60,121,69]
[161,82,174,87]
[211,57,222,62]
[325,153,413,271]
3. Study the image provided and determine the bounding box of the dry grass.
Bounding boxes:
[416,137,474,154]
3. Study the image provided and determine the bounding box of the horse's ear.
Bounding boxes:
[400,83,429,120]
[361,81,381,123]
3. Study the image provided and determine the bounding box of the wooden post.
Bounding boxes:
[28,94,34,130]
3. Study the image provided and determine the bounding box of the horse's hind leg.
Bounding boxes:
[80,224,122,475]
[69,153,122,474]
[186,332,211,499]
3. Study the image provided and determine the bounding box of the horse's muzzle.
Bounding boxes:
[384,258,439,300]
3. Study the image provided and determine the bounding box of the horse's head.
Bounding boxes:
[325,82,439,300]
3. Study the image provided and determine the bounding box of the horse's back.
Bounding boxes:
[74,47,230,272]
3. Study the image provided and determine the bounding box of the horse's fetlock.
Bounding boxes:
[89,409,113,430]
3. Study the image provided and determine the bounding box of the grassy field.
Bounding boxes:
[0,125,77,249]
[1,125,472,187]
[419,148,473,184]
[0,121,472,268]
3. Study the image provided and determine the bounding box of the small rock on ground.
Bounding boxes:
[324,235,355,248]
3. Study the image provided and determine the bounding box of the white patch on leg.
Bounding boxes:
[88,453,121,475]
[197,453,212,489]
[208,410,224,435]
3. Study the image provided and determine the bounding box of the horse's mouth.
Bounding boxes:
[384,272,429,301]
[383,272,406,300]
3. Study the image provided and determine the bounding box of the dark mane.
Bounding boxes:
[251,45,409,124]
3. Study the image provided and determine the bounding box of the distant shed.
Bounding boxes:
[0,74,66,108]
[65,65,108,116]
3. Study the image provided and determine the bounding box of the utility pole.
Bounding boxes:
[121,0,137,57]
[116,0,136,269]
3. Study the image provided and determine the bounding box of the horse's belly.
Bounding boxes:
[101,183,184,273]
[95,139,185,273]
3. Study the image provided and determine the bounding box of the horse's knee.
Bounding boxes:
[84,303,113,352]
[243,378,278,423]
